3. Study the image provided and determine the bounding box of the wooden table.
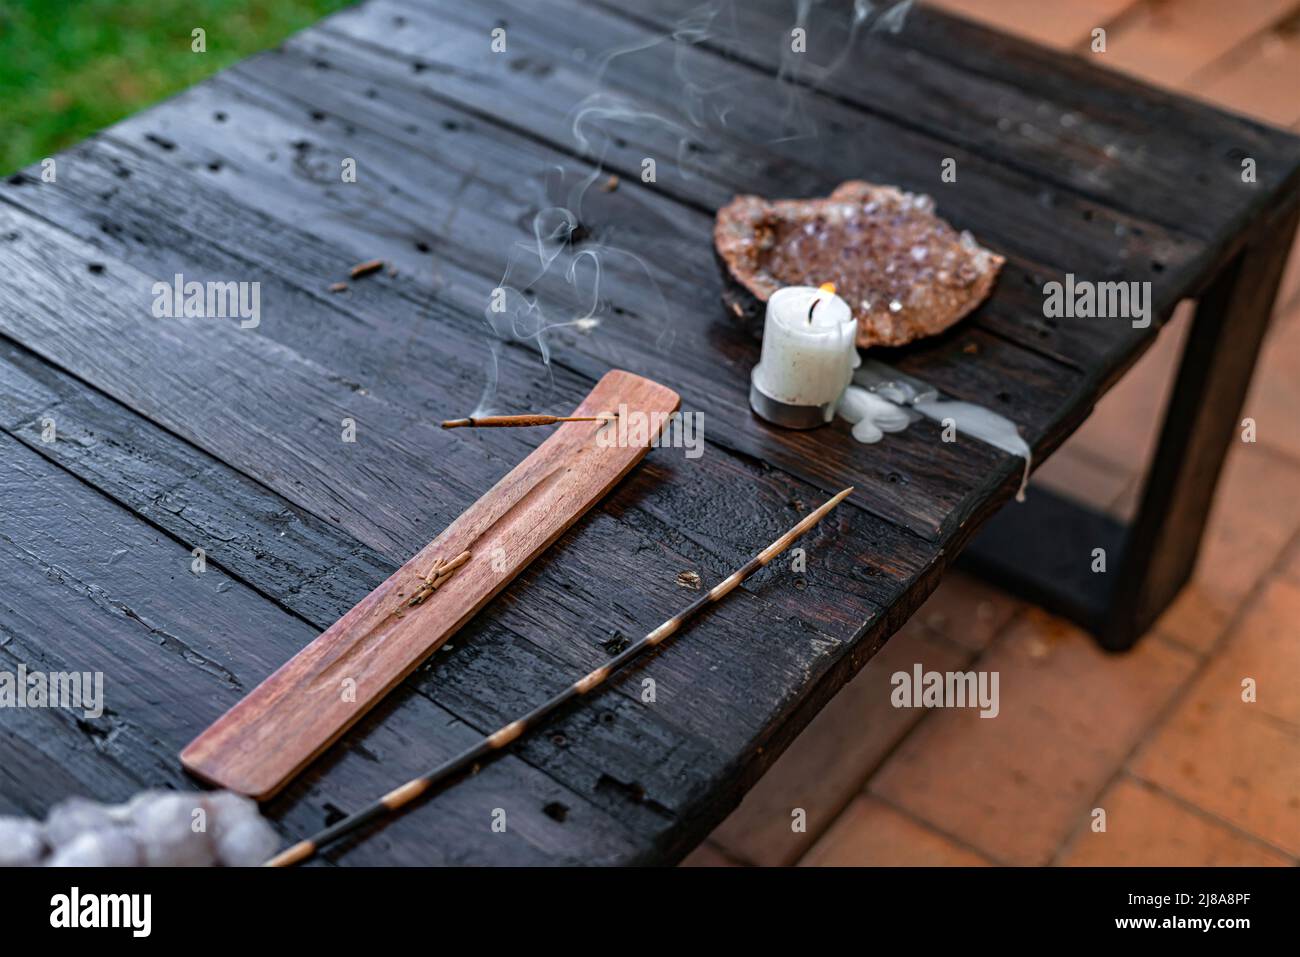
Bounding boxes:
[1,0,1297,865]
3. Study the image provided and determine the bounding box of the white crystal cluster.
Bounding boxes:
[0,790,280,867]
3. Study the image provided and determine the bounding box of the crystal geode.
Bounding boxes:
[714,180,1004,348]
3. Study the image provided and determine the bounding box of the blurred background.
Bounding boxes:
[0,0,351,175]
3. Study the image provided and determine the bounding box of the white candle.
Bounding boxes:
[750,285,858,427]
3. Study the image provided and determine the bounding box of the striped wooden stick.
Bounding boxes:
[264,486,853,866]
[441,414,614,429]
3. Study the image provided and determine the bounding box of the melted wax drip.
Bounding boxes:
[837,385,1032,502]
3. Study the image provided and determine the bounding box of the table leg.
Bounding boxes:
[959,201,1300,651]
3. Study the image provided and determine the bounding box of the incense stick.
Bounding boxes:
[264,485,853,866]
[441,414,614,429]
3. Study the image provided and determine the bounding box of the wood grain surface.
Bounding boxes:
[181,370,680,799]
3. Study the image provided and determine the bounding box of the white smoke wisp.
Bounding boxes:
[471,207,583,417]
[470,173,674,418]
[467,0,916,417]
[589,0,916,158]
[775,0,916,130]
[874,0,915,35]
[570,92,701,184]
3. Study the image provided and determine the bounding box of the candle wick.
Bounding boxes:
[808,298,819,323]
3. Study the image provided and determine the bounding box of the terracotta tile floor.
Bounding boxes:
[685,0,1300,867]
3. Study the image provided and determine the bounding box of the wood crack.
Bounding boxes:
[0,528,242,691]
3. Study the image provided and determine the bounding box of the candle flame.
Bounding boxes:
[818,282,837,295]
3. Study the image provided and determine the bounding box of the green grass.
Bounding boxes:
[0,0,354,175]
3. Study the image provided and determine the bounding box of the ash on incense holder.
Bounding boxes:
[749,283,860,429]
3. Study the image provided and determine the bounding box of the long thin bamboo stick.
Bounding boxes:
[264,486,853,866]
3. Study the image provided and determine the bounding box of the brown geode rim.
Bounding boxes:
[714,180,1005,349]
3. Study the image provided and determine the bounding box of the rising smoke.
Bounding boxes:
[469,0,915,417]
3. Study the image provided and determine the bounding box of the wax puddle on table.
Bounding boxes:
[839,359,1032,501]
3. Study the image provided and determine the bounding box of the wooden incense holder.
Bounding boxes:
[181,370,680,799]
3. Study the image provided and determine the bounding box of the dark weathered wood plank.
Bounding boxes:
[0,338,390,627]
[0,209,735,853]
[0,178,904,642]
[0,429,643,864]
[0,136,614,507]
[0,343,707,849]
[303,0,1198,373]
[0,199,501,563]
[582,0,1300,243]
[0,646,190,821]
[0,331,897,646]
[5,136,971,549]
[0,309,932,859]
[16,55,1068,540]
[206,52,1073,527]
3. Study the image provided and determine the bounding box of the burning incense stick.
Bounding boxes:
[264,486,853,866]
[441,413,614,429]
